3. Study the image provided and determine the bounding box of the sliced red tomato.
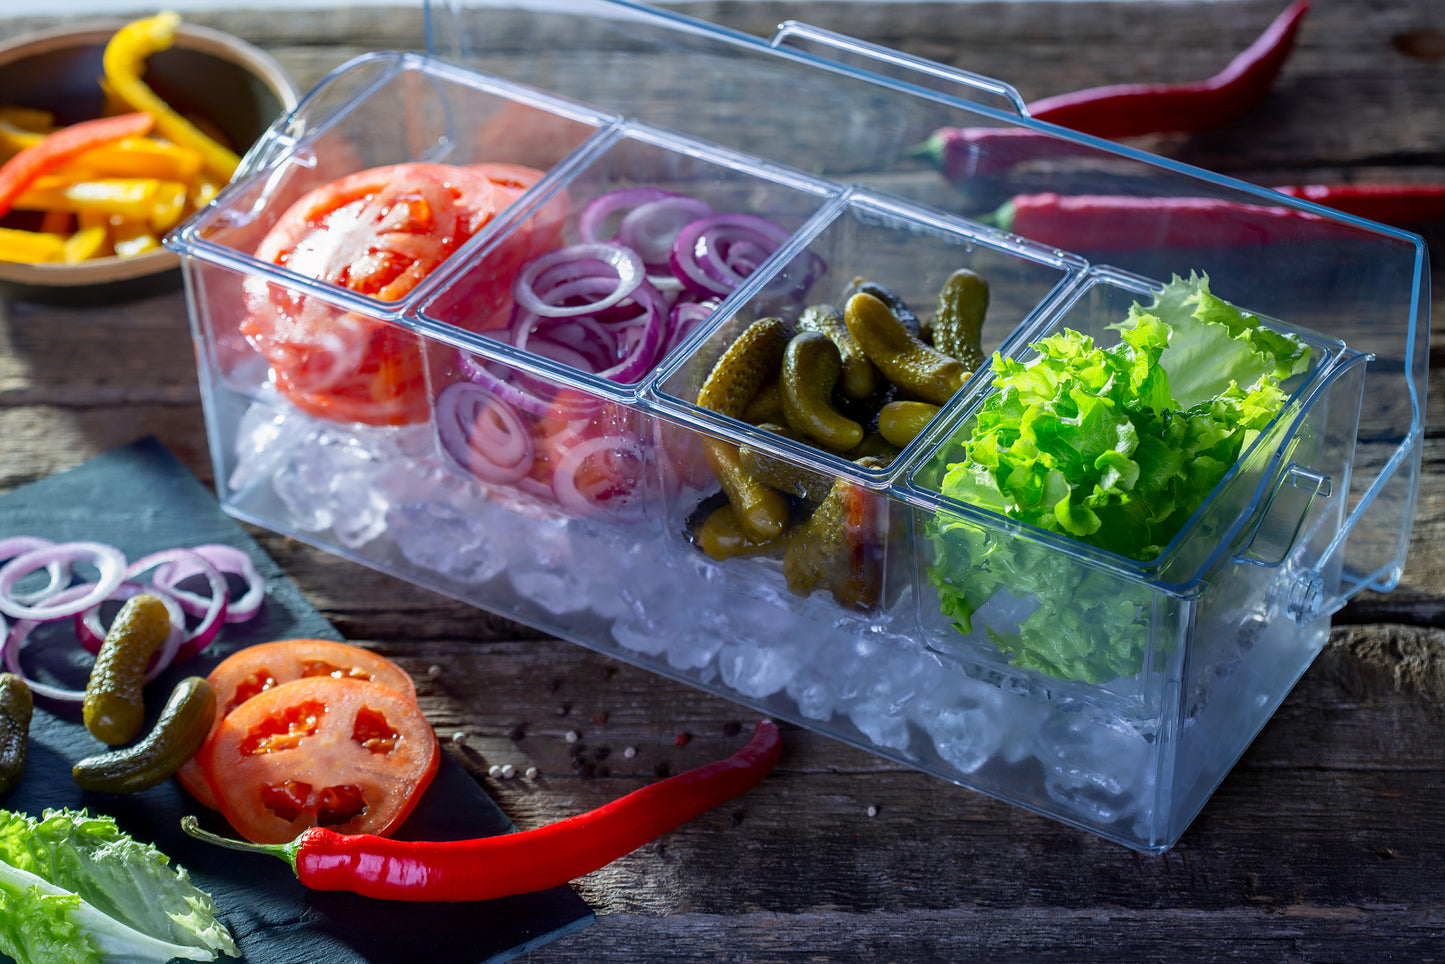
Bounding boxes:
[178,638,416,810]
[242,161,549,425]
[197,675,439,844]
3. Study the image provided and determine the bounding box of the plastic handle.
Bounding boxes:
[1235,463,1331,569]
[768,20,1030,118]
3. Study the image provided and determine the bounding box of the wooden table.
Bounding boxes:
[4,1,1443,959]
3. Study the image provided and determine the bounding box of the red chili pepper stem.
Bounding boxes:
[181,718,783,903]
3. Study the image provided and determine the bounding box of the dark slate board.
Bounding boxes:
[0,438,594,963]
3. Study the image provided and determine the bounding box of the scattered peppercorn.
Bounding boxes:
[674,732,691,747]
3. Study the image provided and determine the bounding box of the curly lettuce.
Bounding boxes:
[0,808,237,964]
[926,273,1310,683]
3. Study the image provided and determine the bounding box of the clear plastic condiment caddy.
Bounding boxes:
[169,0,1429,852]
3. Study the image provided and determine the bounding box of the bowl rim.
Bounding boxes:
[0,20,301,291]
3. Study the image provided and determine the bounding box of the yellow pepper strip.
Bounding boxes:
[147,180,190,231]
[63,225,109,262]
[102,11,241,182]
[14,177,189,224]
[0,106,56,131]
[108,218,161,257]
[0,226,67,264]
[65,137,205,183]
[0,118,45,159]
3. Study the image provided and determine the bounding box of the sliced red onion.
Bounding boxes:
[664,299,717,354]
[151,544,266,624]
[577,187,692,245]
[436,381,536,485]
[124,548,228,662]
[0,536,67,607]
[457,350,560,419]
[3,583,119,704]
[0,542,126,621]
[669,213,790,297]
[74,582,186,683]
[550,432,649,521]
[513,243,644,319]
[618,195,715,268]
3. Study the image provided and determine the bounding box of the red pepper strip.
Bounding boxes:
[992,192,1371,251]
[1027,0,1311,138]
[1270,184,1445,225]
[0,112,155,220]
[182,718,782,902]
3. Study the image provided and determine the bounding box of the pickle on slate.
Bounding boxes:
[73,676,216,794]
[83,593,172,746]
[783,458,889,611]
[877,400,942,448]
[929,268,989,372]
[796,302,877,400]
[781,331,865,453]
[0,673,32,796]
[844,292,969,406]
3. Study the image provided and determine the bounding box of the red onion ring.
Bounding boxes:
[669,213,790,297]
[436,381,537,485]
[618,195,715,268]
[124,548,228,662]
[0,536,68,607]
[577,187,693,245]
[513,243,644,319]
[0,541,126,621]
[73,582,186,683]
[2,583,144,704]
[550,432,649,521]
[150,544,266,624]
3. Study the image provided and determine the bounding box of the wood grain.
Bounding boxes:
[3,2,1443,959]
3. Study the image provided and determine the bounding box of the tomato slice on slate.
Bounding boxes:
[178,638,418,811]
[241,161,548,425]
[198,675,439,844]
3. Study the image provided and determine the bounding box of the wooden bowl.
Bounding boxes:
[0,21,299,305]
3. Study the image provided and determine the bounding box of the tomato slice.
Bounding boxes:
[178,639,416,810]
[241,161,544,426]
[198,676,439,844]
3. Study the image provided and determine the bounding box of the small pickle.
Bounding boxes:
[846,277,924,338]
[781,331,865,453]
[703,439,792,541]
[796,303,878,400]
[742,379,784,425]
[877,400,942,448]
[782,458,889,611]
[73,676,216,794]
[844,292,969,406]
[696,316,790,419]
[929,268,989,372]
[738,423,837,503]
[693,503,788,561]
[0,673,32,796]
[83,593,172,746]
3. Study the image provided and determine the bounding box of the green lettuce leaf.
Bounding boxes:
[927,273,1309,682]
[0,809,237,964]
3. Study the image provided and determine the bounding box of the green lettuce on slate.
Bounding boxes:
[0,808,237,964]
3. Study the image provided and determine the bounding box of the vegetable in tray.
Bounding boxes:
[925,273,1311,683]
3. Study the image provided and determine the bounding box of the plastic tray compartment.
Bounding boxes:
[169,0,1429,853]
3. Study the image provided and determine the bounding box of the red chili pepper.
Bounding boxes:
[0,112,155,219]
[913,1,1310,178]
[1269,184,1445,225]
[182,718,782,902]
[991,192,1370,251]
[1027,0,1311,138]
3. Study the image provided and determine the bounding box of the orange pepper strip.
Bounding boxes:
[0,112,154,220]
